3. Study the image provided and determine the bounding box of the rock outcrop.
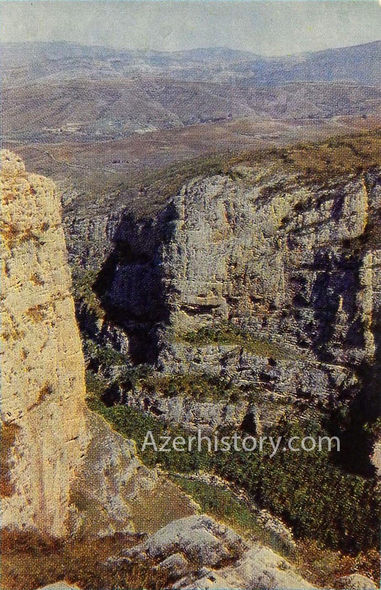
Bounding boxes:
[97,163,380,442]
[159,171,380,398]
[125,386,249,433]
[111,515,316,590]
[1,150,89,535]
[336,574,378,590]
[0,150,195,537]
[3,150,378,589]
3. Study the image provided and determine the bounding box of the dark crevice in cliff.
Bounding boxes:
[93,206,177,364]
[328,313,381,476]
[298,250,363,362]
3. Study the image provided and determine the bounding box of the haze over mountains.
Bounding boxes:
[2,40,381,144]
[2,40,381,86]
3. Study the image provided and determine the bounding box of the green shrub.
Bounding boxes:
[87,391,380,554]
[171,476,294,557]
[87,396,210,473]
[211,419,381,553]
[72,269,105,319]
[141,372,242,402]
[85,370,108,398]
[83,339,127,368]
[181,322,303,361]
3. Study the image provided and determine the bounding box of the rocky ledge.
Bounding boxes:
[109,515,316,590]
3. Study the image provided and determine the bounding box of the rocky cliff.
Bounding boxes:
[0,150,194,538]
[2,140,379,588]
[158,169,380,423]
[95,149,380,447]
[0,150,89,535]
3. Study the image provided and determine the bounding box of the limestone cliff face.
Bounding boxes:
[0,150,88,536]
[160,170,380,362]
[98,164,380,435]
[159,172,380,390]
[0,150,195,537]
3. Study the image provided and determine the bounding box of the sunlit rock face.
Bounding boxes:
[94,161,380,467]
[0,151,194,537]
[0,149,88,536]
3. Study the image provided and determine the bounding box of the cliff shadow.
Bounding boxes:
[93,204,177,365]
[304,249,379,475]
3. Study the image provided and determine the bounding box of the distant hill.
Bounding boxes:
[2,40,380,86]
[235,41,381,87]
[1,42,260,86]
[1,40,380,143]
[3,77,380,143]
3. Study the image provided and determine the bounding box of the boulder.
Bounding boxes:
[111,514,317,590]
[337,574,378,590]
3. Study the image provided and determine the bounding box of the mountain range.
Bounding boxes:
[2,40,380,144]
[2,40,381,86]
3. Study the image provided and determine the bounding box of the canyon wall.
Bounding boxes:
[0,150,89,535]
[96,161,380,445]
[0,150,321,590]
[159,170,380,395]
[0,150,195,537]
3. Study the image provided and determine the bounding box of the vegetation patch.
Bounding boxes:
[26,304,48,323]
[170,476,379,585]
[87,394,210,473]
[212,419,381,554]
[83,339,127,370]
[87,357,246,403]
[72,268,105,319]
[0,422,20,497]
[138,372,243,402]
[87,387,381,556]
[85,370,109,399]
[69,129,381,221]
[181,322,303,361]
[171,475,289,553]
[227,129,381,184]
[296,540,379,589]
[1,528,168,590]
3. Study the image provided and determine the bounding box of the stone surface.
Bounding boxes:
[0,150,195,537]
[96,166,380,439]
[70,411,196,536]
[208,545,316,590]
[111,514,316,590]
[1,149,88,536]
[122,514,247,565]
[3,151,379,588]
[159,172,379,395]
[126,387,249,433]
[337,574,378,590]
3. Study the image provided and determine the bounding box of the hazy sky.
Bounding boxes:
[1,1,380,56]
